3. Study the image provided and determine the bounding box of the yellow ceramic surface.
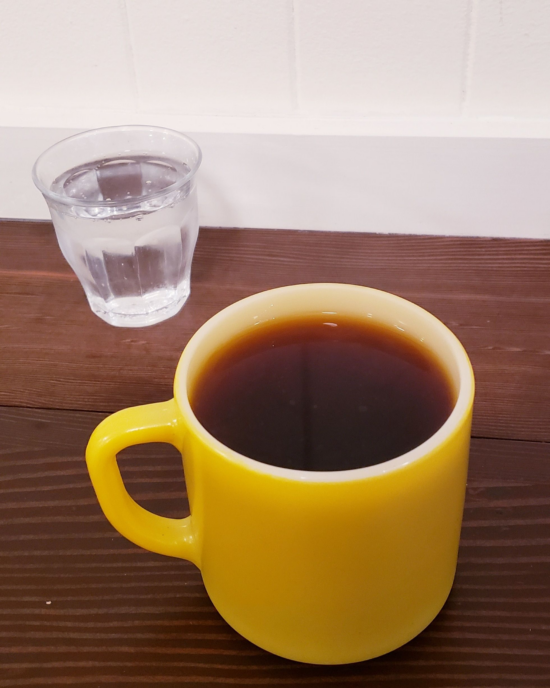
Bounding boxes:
[86,284,475,664]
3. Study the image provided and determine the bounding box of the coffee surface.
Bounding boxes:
[191,314,455,471]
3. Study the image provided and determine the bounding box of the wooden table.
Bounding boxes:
[1,220,549,687]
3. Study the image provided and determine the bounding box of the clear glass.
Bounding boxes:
[32,125,202,327]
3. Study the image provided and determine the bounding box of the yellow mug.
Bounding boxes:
[86,283,474,665]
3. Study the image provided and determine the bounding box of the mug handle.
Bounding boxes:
[85,399,200,567]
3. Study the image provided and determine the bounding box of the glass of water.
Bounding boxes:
[32,125,202,327]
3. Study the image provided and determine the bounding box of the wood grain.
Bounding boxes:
[1,407,549,688]
[0,221,549,441]
[1,221,549,686]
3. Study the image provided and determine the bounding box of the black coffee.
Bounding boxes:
[191,314,455,471]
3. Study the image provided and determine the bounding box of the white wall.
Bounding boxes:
[4,126,550,238]
[1,0,550,133]
[2,1,550,237]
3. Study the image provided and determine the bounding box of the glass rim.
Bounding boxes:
[32,125,202,208]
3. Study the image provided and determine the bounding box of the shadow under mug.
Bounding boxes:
[86,283,475,664]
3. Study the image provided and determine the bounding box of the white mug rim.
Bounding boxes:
[174,283,475,484]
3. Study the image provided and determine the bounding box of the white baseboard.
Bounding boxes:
[2,125,549,239]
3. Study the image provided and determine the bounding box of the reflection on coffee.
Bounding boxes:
[191,314,455,471]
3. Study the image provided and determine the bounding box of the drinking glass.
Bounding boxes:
[33,125,202,327]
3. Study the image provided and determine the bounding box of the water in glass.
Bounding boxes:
[49,154,198,327]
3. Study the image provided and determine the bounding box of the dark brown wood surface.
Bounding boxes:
[0,219,549,686]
